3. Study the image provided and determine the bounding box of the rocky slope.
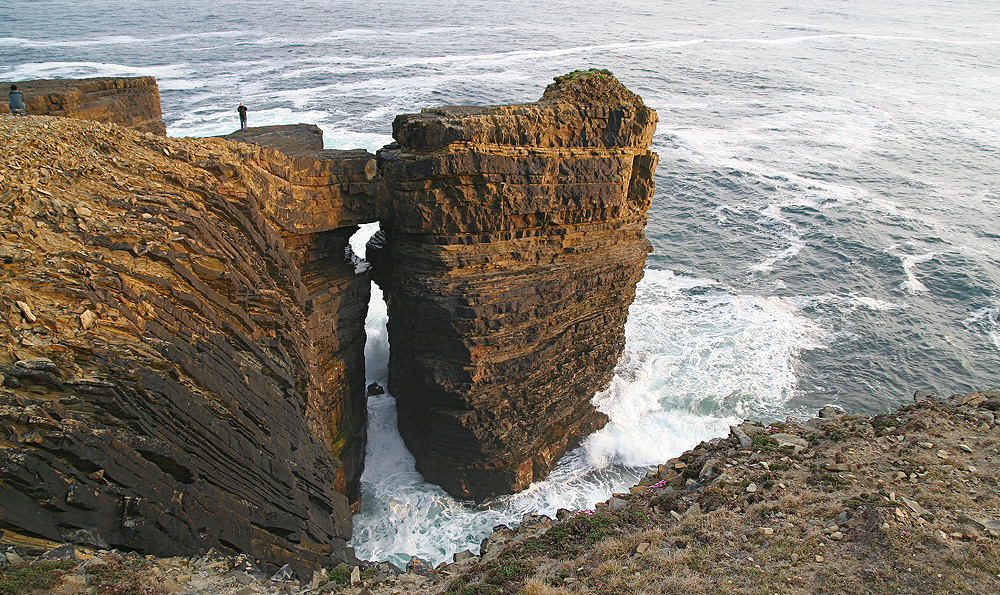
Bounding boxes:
[0,115,374,570]
[370,70,659,500]
[5,388,998,594]
[0,77,166,134]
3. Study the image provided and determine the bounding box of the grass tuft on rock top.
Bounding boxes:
[551,68,613,83]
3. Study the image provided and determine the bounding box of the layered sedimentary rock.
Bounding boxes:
[0,116,374,568]
[0,70,657,567]
[1,76,166,134]
[371,71,658,500]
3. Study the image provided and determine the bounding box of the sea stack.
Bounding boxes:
[370,70,659,499]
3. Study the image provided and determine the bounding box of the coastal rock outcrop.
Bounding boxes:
[0,70,657,567]
[0,115,374,569]
[0,76,166,134]
[371,70,659,499]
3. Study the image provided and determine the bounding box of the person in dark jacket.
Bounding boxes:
[9,85,25,115]
[237,102,248,130]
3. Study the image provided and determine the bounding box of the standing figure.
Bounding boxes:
[237,102,248,130]
[9,85,25,115]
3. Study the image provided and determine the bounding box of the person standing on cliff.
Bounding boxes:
[8,85,26,115]
[237,102,248,130]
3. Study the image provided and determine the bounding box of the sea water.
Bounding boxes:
[3,0,999,567]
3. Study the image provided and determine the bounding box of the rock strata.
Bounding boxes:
[371,70,658,500]
[0,76,166,134]
[0,115,374,569]
[1,71,658,568]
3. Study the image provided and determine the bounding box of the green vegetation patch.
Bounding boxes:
[752,434,779,451]
[329,562,353,585]
[0,559,75,595]
[553,68,613,83]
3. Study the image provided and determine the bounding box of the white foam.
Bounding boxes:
[786,292,904,313]
[896,252,936,294]
[0,61,189,81]
[965,304,1000,353]
[0,31,246,49]
[351,268,828,565]
[749,204,806,274]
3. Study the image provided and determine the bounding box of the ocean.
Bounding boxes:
[3,0,998,567]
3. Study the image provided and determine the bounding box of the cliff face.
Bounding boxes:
[0,71,658,566]
[371,71,659,500]
[1,77,166,135]
[0,116,374,569]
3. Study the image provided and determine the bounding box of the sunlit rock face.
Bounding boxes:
[1,76,167,134]
[371,71,659,500]
[0,70,656,569]
[0,116,375,569]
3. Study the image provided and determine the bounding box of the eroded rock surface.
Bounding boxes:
[0,115,374,569]
[0,76,166,134]
[0,71,658,568]
[371,71,658,499]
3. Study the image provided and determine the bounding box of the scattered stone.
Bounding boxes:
[903,498,930,518]
[918,442,934,449]
[609,497,629,511]
[636,542,650,554]
[453,550,475,563]
[818,406,842,418]
[815,555,824,563]
[41,543,77,560]
[684,503,701,518]
[406,556,436,578]
[376,561,403,577]
[730,425,753,449]
[761,527,774,535]
[936,450,950,459]
[350,566,361,585]
[80,309,97,329]
[830,531,844,540]
[5,551,23,565]
[699,459,720,479]
[746,483,759,493]
[770,433,809,451]
[959,444,974,453]
[271,564,294,581]
[15,300,37,322]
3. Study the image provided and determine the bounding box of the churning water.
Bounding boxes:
[4,0,999,567]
